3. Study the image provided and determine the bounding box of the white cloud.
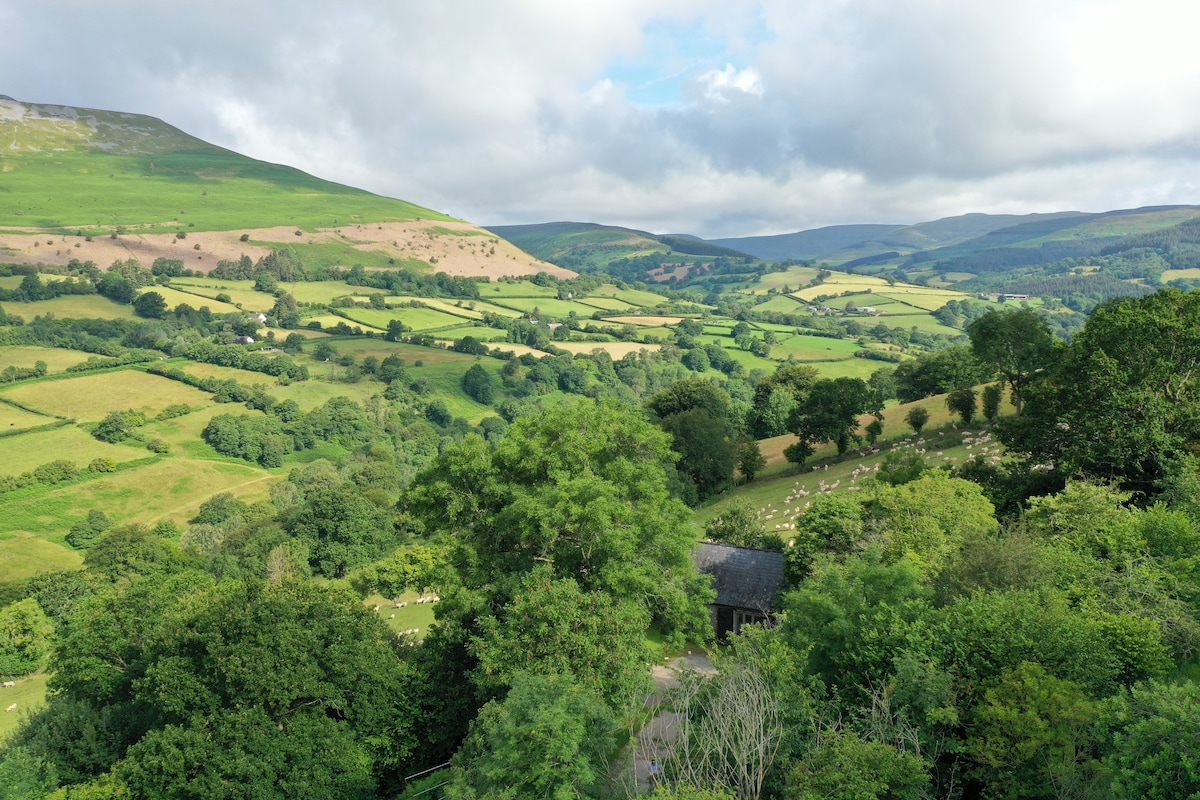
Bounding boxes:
[698,65,764,102]
[3,1,1200,237]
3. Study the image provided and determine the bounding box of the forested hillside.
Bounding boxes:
[0,239,1198,799]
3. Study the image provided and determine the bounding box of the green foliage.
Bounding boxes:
[66,510,112,550]
[91,410,146,444]
[461,363,496,405]
[787,727,929,800]
[968,308,1059,416]
[1001,289,1200,496]
[981,383,1003,421]
[0,745,60,800]
[704,500,766,548]
[470,567,652,707]
[783,551,933,694]
[131,291,167,319]
[945,386,977,425]
[41,576,416,797]
[0,599,53,678]
[967,662,1100,800]
[288,485,396,578]
[405,397,712,642]
[736,439,767,482]
[447,671,614,800]
[869,471,998,574]
[904,405,929,434]
[788,377,880,456]
[81,525,198,582]
[1101,680,1200,800]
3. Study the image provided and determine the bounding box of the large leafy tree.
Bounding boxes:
[787,377,881,458]
[404,397,712,640]
[967,308,1059,416]
[30,575,417,796]
[447,671,614,800]
[1000,289,1200,496]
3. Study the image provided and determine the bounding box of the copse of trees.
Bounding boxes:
[998,288,1200,499]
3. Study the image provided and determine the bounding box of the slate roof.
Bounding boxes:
[693,542,786,612]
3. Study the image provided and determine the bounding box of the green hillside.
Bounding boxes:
[486,221,751,275]
[0,98,451,232]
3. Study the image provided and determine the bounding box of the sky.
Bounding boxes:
[5,1,1200,238]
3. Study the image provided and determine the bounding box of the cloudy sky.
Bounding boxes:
[5,1,1200,237]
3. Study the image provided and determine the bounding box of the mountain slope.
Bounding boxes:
[485,221,750,273]
[710,212,1088,262]
[0,97,569,278]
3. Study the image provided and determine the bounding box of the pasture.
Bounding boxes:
[0,534,82,583]
[269,380,382,412]
[168,277,271,310]
[0,424,144,476]
[0,672,51,740]
[0,345,92,373]
[604,315,684,326]
[147,285,241,314]
[1,370,211,423]
[0,401,55,433]
[3,294,138,321]
[0,141,448,231]
[364,592,439,641]
[482,282,559,298]
[0,457,275,543]
[177,360,280,386]
[337,305,465,332]
[743,264,822,294]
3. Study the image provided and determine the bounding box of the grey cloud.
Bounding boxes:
[4,1,1200,237]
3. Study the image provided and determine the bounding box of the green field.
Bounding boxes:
[2,370,211,422]
[0,457,275,542]
[481,282,559,298]
[0,400,55,433]
[753,294,809,313]
[4,294,138,321]
[434,325,513,342]
[177,361,280,386]
[0,532,82,583]
[0,672,51,739]
[337,305,464,332]
[148,285,242,313]
[772,334,863,360]
[0,345,92,373]
[487,296,602,318]
[168,278,272,310]
[0,424,145,476]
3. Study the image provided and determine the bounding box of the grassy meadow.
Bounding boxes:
[1,371,211,423]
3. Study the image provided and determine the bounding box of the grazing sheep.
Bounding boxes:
[389,613,395,619]
[1,681,14,688]
[5,703,15,712]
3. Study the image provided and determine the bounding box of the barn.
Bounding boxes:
[693,542,786,641]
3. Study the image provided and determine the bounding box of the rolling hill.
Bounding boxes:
[0,97,570,279]
[485,221,751,275]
